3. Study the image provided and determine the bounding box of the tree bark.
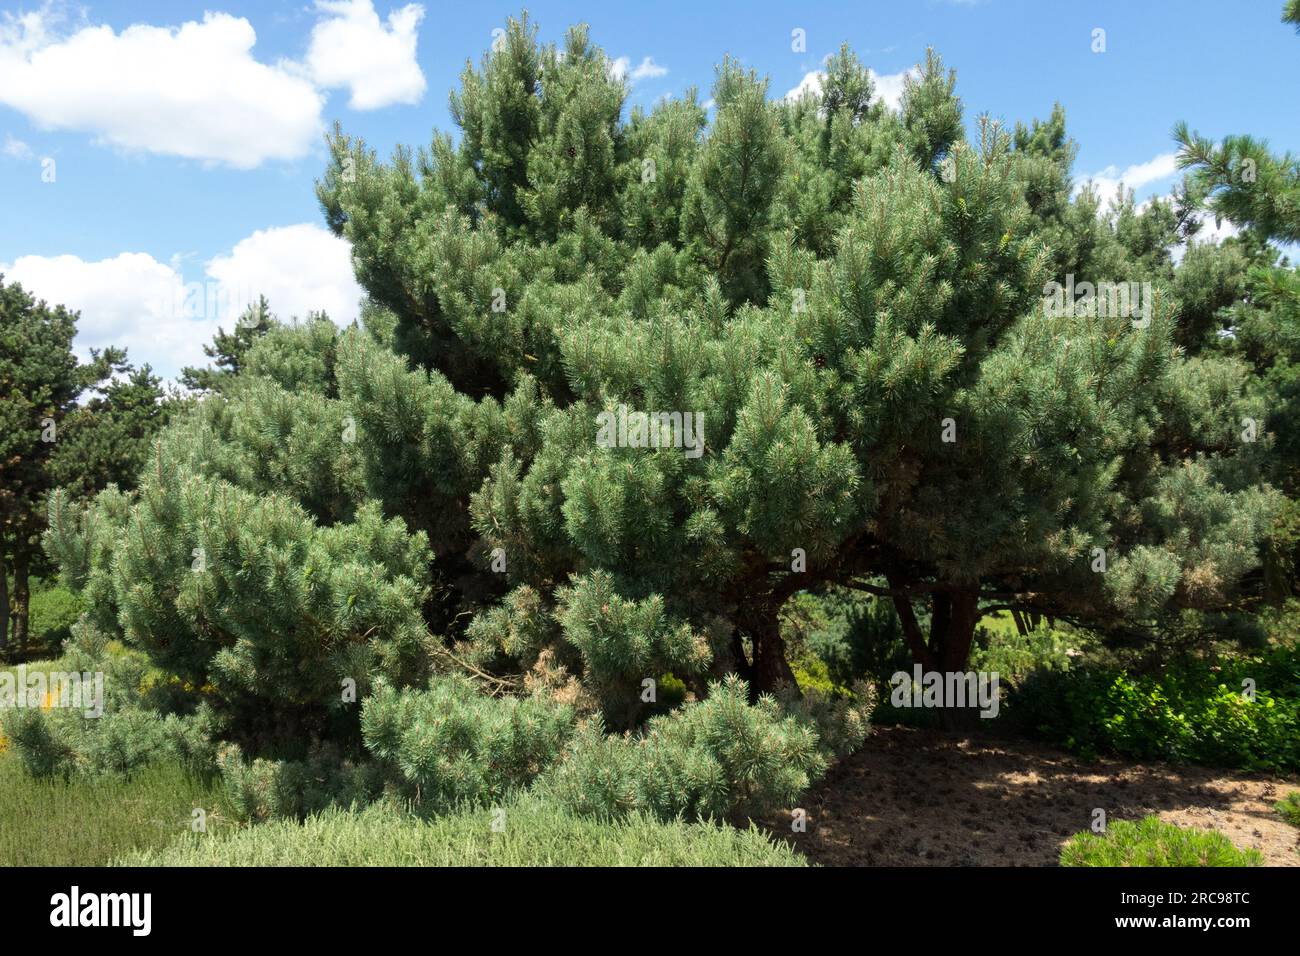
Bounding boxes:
[938,589,980,674]
[11,550,29,654]
[893,586,982,729]
[743,606,797,696]
[0,548,9,656]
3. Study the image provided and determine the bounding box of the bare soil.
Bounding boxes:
[774,726,1300,866]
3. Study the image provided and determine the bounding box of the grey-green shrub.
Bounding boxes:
[361,675,576,812]
[117,796,806,867]
[543,675,861,820]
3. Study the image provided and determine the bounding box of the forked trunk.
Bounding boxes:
[892,584,982,729]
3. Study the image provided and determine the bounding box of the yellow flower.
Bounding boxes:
[41,690,55,711]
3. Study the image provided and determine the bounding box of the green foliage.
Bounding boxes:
[969,616,1081,685]
[1,274,153,655]
[1010,645,1300,771]
[1060,816,1263,867]
[216,742,383,823]
[28,14,1293,831]
[542,675,865,821]
[1274,791,1300,827]
[554,571,711,727]
[45,455,433,756]
[179,297,273,393]
[0,753,229,866]
[25,578,83,651]
[118,795,806,867]
[361,675,575,813]
[0,628,218,779]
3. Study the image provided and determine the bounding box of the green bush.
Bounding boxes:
[1060,817,1263,867]
[542,675,867,821]
[969,616,1079,685]
[117,796,806,867]
[27,580,84,651]
[361,675,577,814]
[1010,646,1300,771]
[0,625,218,780]
[216,742,384,822]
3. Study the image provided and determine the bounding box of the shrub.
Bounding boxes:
[116,795,807,867]
[1060,817,1263,867]
[27,580,84,652]
[542,675,864,821]
[0,624,218,779]
[1010,647,1300,771]
[554,571,712,728]
[361,676,576,813]
[216,742,384,822]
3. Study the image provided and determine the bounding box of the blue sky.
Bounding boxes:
[1,0,1296,377]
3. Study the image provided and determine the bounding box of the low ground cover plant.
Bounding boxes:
[1060,817,1264,867]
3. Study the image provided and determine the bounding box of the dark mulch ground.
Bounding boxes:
[767,725,1300,866]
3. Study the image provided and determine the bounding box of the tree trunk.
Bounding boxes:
[12,550,29,654]
[0,548,9,656]
[892,586,982,729]
[937,590,980,674]
[743,606,797,696]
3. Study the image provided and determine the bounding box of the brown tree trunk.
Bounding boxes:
[0,548,9,656]
[744,606,797,696]
[938,590,980,674]
[892,585,982,730]
[12,550,29,654]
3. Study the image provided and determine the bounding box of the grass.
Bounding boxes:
[0,751,230,866]
[1060,816,1264,867]
[118,794,808,867]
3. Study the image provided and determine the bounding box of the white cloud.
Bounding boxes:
[609,55,668,84]
[1,251,218,377]
[784,66,919,111]
[871,67,920,111]
[1076,152,1180,209]
[785,69,823,101]
[305,0,426,110]
[629,56,667,82]
[0,10,324,168]
[2,133,33,159]
[205,223,363,328]
[1,225,362,379]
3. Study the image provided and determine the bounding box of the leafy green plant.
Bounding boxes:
[1010,645,1300,771]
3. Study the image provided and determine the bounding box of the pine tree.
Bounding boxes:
[0,276,139,656]
[35,16,1283,809]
